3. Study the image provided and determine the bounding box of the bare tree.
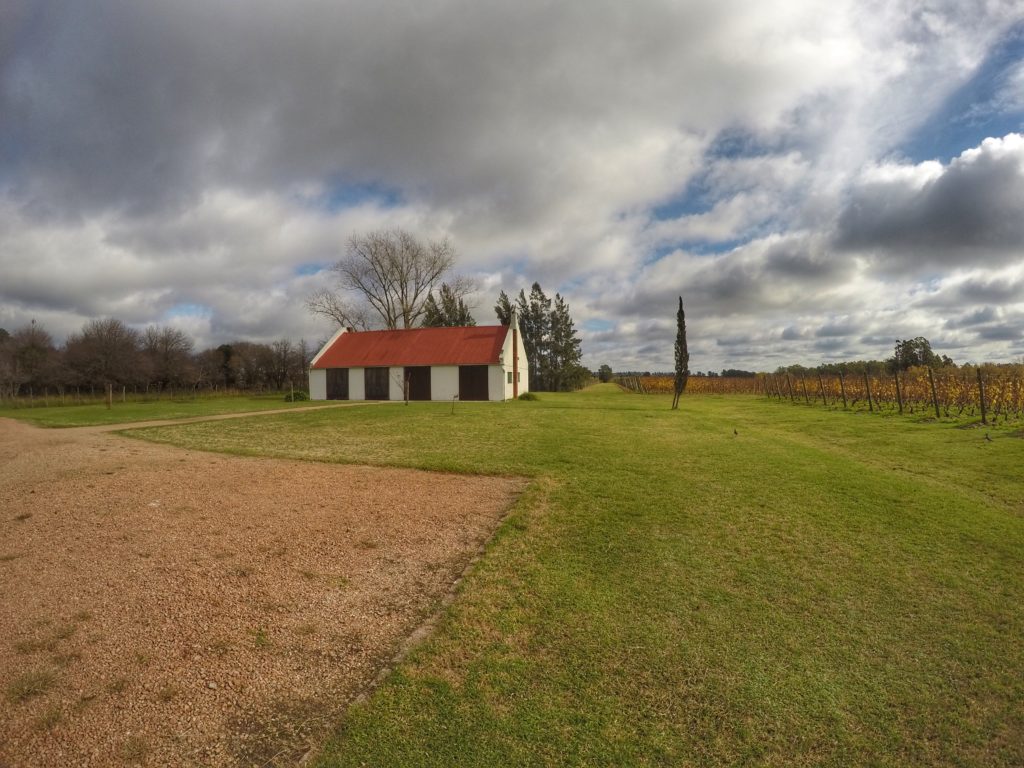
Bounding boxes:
[309,229,469,330]
[305,289,373,331]
[2,320,59,396]
[65,318,142,389]
[141,325,195,391]
[268,339,294,390]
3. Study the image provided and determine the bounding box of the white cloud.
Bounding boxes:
[1,1,1022,371]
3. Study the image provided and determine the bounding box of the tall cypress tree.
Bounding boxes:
[672,296,689,410]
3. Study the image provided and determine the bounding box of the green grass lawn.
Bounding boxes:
[126,384,1024,766]
[0,393,325,427]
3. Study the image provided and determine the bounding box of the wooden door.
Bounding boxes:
[325,368,349,400]
[458,365,489,401]
[406,367,431,401]
[364,367,390,400]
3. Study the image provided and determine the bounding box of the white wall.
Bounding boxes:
[431,366,459,401]
[488,365,506,401]
[309,369,327,400]
[497,324,529,399]
[349,367,366,400]
[389,367,404,401]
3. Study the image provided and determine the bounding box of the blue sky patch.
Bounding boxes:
[584,318,614,332]
[899,22,1024,163]
[318,179,405,213]
[164,302,211,319]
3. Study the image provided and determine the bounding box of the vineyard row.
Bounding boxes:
[616,367,1024,422]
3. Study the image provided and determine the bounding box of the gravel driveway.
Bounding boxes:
[0,416,523,767]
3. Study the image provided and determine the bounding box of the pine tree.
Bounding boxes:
[525,283,551,390]
[549,293,584,391]
[494,291,514,325]
[422,283,476,327]
[494,283,585,392]
[672,296,689,410]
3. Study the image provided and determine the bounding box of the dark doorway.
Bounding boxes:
[325,368,349,400]
[405,367,431,401]
[364,367,390,400]
[458,365,489,401]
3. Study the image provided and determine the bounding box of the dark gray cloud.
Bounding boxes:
[944,306,999,328]
[835,134,1024,272]
[956,274,1024,304]
[812,338,851,354]
[815,321,858,337]
[975,323,1022,341]
[615,233,856,322]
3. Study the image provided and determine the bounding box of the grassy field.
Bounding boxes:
[125,384,1023,766]
[0,393,325,427]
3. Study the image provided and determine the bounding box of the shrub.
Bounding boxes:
[284,391,309,402]
[518,392,539,401]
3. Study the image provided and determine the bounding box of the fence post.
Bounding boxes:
[894,373,904,415]
[977,367,987,425]
[785,373,795,402]
[817,373,827,406]
[928,367,940,419]
[801,377,810,404]
[106,383,112,410]
[863,371,874,412]
[838,371,848,409]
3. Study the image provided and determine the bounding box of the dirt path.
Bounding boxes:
[80,400,380,433]
[0,417,524,767]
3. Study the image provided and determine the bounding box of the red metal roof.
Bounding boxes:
[311,325,509,369]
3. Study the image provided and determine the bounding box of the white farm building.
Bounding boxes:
[309,322,528,402]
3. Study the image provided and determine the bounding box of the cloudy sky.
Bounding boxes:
[2,0,1023,372]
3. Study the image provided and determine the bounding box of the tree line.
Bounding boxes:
[774,337,959,378]
[0,318,311,399]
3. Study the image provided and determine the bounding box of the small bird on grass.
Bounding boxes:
[733,428,738,436]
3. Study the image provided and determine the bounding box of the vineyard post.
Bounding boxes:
[817,372,827,406]
[928,367,940,419]
[894,373,904,415]
[977,366,987,425]
[838,371,848,409]
[771,374,781,400]
[801,377,810,404]
[785,373,795,402]
[863,371,874,412]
